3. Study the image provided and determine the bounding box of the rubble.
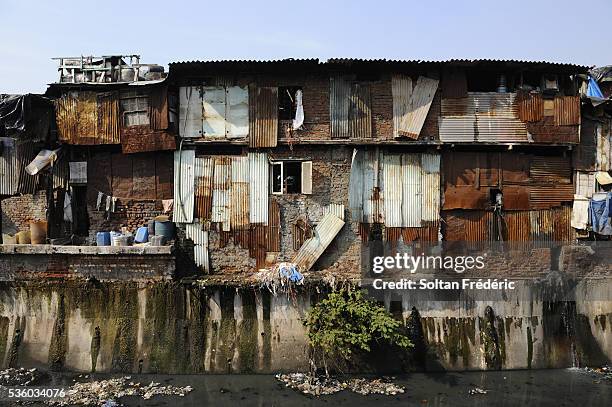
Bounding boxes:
[45,376,192,406]
[0,367,46,386]
[275,373,405,397]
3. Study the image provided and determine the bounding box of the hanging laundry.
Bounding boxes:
[162,199,174,214]
[96,192,104,211]
[589,193,612,235]
[63,191,73,223]
[292,89,304,130]
[571,195,589,230]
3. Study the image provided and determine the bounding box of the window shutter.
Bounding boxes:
[302,161,312,194]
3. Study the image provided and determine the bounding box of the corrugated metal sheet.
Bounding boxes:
[330,76,350,139]
[383,154,403,227]
[528,184,574,209]
[186,223,209,272]
[530,156,571,183]
[325,203,345,221]
[226,86,249,139]
[249,86,278,147]
[97,92,120,144]
[516,91,543,122]
[0,137,19,195]
[249,152,269,224]
[399,76,439,139]
[55,94,78,143]
[16,141,38,194]
[231,156,249,230]
[212,157,231,231]
[292,212,345,271]
[575,171,596,198]
[443,211,494,242]
[440,93,528,142]
[249,224,267,268]
[267,200,281,252]
[173,149,195,223]
[149,85,169,131]
[553,205,574,242]
[421,153,441,222]
[194,156,214,220]
[202,86,226,138]
[51,157,69,190]
[179,86,202,138]
[392,75,413,138]
[401,154,422,227]
[440,116,528,142]
[349,83,372,139]
[349,149,383,223]
[554,96,580,126]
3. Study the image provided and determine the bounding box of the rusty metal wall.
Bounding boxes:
[421,153,441,223]
[194,156,214,220]
[97,92,120,144]
[330,76,350,139]
[530,156,572,183]
[554,96,580,126]
[267,200,281,252]
[392,75,412,138]
[173,150,195,223]
[349,148,383,224]
[0,137,19,195]
[249,86,278,147]
[440,93,528,142]
[443,211,494,242]
[249,152,269,224]
[349,83,372,139]
[212,157,231,231]
[231,156,249,230]
[517,91,543,122]
[529,185,574,209]
[400,76,438,139]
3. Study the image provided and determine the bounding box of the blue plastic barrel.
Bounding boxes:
[135,227,149,243]
[96,231,111,246]
[154,220,175,240]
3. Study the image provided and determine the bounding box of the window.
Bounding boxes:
[278,86,302,120]
[271,160,312,195]
[120,90,149,126]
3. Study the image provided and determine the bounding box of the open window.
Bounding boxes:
[278,87,302,120]
[271,160,312,195]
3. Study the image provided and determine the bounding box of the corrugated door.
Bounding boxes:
[292,212,345,271]
[97,92,120,144]
[349,83,372,139]
[179,86,202,138]
[402,154,423,227]
[212,157,231,231]
[554,96,580,126]
[231,156,250,230]
[173,150,195,223]
[400,76,439,139]
[186,223,209,272]
[249,86,278,147]
[226,86,249,139]
[249,152,269,224]
[421,153,440,222]
[392,75,412,138]
[0,137,18,195]
[383,154,403,227]
[55,95,78,143]
[330,76,350,139]
[202,86,226,138]
[195,156,214,220]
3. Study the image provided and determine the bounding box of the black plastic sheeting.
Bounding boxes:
[0,94,54,141]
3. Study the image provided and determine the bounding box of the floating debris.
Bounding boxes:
[0,367,46,386]
[45,376,192,406]
[276,373,405,397]
[468,387,488,395]
[580,365,612,383]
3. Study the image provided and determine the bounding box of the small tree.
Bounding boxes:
[303,289,412,375]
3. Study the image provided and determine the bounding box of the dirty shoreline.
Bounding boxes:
[2,368,611,407]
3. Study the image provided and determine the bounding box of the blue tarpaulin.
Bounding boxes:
[587,77,605,99]
[589,193,612,235]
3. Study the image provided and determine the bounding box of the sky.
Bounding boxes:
[1,0,611,94]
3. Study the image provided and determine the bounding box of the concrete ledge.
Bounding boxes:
[0,244,173,255]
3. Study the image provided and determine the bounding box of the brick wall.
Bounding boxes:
[1,191,47,237]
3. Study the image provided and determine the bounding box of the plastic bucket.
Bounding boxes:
[96,232,111,246]
[135,227,149,243]
[154,220,174,240]
[150,235,166,246]
[30,221,47,244]
[16,231,31,244]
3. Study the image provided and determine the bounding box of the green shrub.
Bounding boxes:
[303,289,412,373]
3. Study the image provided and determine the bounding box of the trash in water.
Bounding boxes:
[44,376,192,406]
[276,373,405,396]
[468,387,488,395]
[0,367,46,386]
